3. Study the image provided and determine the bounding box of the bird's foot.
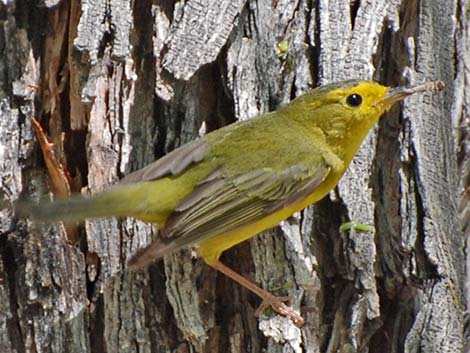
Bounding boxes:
[255,294,304,327]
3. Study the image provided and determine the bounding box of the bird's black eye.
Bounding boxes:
[346,94,363,107]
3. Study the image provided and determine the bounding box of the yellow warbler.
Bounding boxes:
[19,79,444,326]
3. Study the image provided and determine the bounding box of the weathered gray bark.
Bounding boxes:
[0,0,467,352]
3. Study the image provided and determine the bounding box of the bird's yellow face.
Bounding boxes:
[288,80,390,146]
[287,79,444,162]
[320,80,445,128]
[320,81,389,132]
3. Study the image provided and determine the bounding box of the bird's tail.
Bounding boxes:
[15,185,144,224]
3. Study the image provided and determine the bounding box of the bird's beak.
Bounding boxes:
[375,80,445,109]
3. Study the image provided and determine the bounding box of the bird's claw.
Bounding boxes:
[255,294,304,327]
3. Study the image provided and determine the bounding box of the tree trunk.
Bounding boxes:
[0,1,467,352]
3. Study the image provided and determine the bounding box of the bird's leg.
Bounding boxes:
[209,260,304,327]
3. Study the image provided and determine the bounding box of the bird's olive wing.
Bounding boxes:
[164,161,328,246]
[120,138,208,184]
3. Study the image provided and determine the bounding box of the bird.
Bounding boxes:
[17,79,444,326]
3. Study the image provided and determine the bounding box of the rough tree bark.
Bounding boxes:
[0,0,467,352]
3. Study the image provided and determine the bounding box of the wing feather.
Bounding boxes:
[161,162,329,246]
[120,138,208,183]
